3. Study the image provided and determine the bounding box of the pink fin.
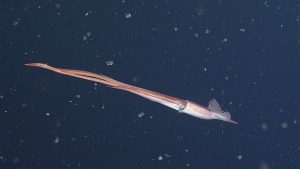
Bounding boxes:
[208,99,222,112]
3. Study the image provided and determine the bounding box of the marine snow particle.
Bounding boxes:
[237,154,242,160]
[125,13,132,19]
[281,122,288,129]
[105,60,114,66]
[222,38,228,43]
[261,123,268,130]
[54,136,60,144]
[138,112,145,118]
[75,94,81,98]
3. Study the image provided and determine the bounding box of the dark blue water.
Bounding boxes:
[1,0,299,168]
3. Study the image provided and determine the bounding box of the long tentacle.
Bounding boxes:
[25,63,124,87]
[25,63,187,110]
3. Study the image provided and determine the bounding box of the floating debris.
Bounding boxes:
[138,112,145,118]
[240,28,246,32]
[222,38,228,43]
[105,60,114,66]
[164,153,171,158]
[125,13,132,19]
[86,32,92,37]
[85,11,92,16]
[195,4,205,16]
[281,122,288,129]
[259,161,269,169]
[75,94,81,99]
[261,123,268,130]
[54,136,60,144]
[237,154,243,160]
[82,32,92,41]
[12,19,21,26]
[205,29,210,34]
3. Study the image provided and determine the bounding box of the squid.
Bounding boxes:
[25,63,238,124]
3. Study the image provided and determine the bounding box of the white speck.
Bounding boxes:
[174,27,178,31]
[261,123,268,130]
[281,122,288,129]
[186,163,191,167]
[164,153,171,158]
[239,28,246,32]
[138,112,145,118]
[54,136,59,144]
[13,157,19,164]
[158,156,163,161]
[0,95,3,99]
[237,154,242,160]
[12,20,20,26]
[279,108,284,113]
[46,112,50,116]
[264,1,270,7]
[259,161,269,169]
[94,83,98,90]
[194,33,199,37]
[55,3,61,9]
[185,149,189,152]
[82,32,92,41]
[222,38,228,43]
[125,13,132,19]
[205,29,210,34]
[75,94,81,98]
[204,67,207,71]
[85,11,92,16]
[101,104,105,109]
[225,76,229,80]
[86,32,92,37]
[105,60,114,66]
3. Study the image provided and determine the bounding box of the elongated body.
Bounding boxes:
[25,63,238,124]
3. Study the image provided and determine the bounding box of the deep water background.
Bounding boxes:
[0,0,299,169]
